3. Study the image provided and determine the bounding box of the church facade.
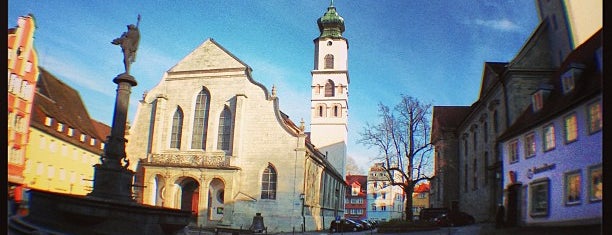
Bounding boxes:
[126,3,349,232]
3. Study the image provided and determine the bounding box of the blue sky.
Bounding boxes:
[9,0,539,174]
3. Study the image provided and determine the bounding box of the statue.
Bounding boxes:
[112,15,141,74]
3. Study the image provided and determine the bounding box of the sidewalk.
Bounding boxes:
[479,223,602,235]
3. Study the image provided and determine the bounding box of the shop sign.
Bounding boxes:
[527,163,556,179]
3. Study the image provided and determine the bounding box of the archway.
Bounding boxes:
[152,174,166,206]
[208,178,225,221]
[176,177,200,222]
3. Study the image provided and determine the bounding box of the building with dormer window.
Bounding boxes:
[498,30,601,227]
[345,175,367,220]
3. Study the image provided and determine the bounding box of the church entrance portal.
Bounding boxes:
[175,177,200,223]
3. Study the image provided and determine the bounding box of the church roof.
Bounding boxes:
[317,1,345,39]
[168,38,252,73]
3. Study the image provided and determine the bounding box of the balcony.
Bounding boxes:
[146,152,231,168]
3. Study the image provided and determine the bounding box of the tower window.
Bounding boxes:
[324,54,334,69]
[324,80,335,97]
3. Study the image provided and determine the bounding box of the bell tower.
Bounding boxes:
[310,1,349,177]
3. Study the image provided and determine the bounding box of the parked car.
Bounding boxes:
[419,208,449,222]
[354,219,373,230]
[433,211,475,227]
[366,219,378,228]
[329,219,363,232]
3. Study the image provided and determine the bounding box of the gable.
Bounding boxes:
[168,38,249,73]
[509,21,554,69]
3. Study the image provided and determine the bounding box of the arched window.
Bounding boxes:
[324,54,334,69]
[334,106,338,117]
[170,107,183,149]
[319,106,324,117]
[316,104,327,117]
[191,88,210,149]
[324,80,335,97]
[261,164,277,199]
[217,106,233,152]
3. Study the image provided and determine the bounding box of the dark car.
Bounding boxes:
[354,219,373,230]
[329,219,363,233]
[419,208,450,222]
[433,211,475,227]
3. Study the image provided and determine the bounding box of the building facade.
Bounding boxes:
[367,163,405,222]
[431,0,601,223]
[8,14,40,202]
[126,4,350,232]
[412,183,430,220]
[345,175,367,220]
[24,68,110,196]
[499,30,601,227]
[309,2,349,178]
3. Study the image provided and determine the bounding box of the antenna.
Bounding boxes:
[136,14,141,28]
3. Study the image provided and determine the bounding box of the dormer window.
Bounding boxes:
[532,84,553,112]
[44,117,53,126]
[561,64,584,94]
[57,123,64,132]
[90,138,96,146]
[67,128,74,136]
[80,134,86,142]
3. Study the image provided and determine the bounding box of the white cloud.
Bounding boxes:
[470,18,521,32]
[40,55,116,96]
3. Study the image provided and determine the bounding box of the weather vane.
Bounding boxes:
[112,14,141,75]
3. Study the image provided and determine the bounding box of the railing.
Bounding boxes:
[147,153,230,167]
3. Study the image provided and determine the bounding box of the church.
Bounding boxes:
[125,2,350,232]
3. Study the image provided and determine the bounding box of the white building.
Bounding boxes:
[366,163,405,222]
[125,3,350,233]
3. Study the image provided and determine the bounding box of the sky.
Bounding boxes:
[9,0,540,174]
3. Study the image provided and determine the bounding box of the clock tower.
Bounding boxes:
[310,1,349,177]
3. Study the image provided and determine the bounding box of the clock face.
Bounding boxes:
[327,41,333,46]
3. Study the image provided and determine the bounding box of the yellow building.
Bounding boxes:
[23,68,110,196]
[412,183,430,220]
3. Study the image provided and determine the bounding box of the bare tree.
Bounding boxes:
[358,94,434,221]
[346,155,365,175]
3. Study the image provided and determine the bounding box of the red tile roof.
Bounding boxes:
[30,67,110,154]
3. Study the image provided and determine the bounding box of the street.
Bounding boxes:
[188,224,483,235]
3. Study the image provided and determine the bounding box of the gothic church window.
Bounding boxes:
[170,107,183,149]
[325,80,335,97]
[192,88,210,150]
[324,54,334,69]
[261,164,277,200]
[217,106,233,152]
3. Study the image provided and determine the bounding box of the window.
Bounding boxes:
[80,134,86,142]
[463,138,468,157]
[351,185,359,196]
[382,192,386,199]
[170,107,183,149]
[417,193,426,199]
[191,89,210,150]
[588,165,602,202]
[587,101,602,134]
[333,105,339,117]
[44,117,53,126]
[316,104,327,117]
[324,80,335,97]
[57,123,64,132]
[483,122,488,143]
[218,107,233,152]
[565,170,581,205]
[508,140,519,163]
[524,133,536,158]
[484,152,489,185]
[67,128,74,137]
[564,113,578,143]
[371,204,376,211]
[373,193,377,198]
[473,129,477,150]
[464,164,468,192]
[493,111,499,133]
[561,70,576,94]
[381,205,387,211]
[543,124,556,151]
[473,158,478,190]
[324,54,334,69]
[532,91,544,112]
[530,178,550,217]
[90,138,96,146]
[261,164,277,199]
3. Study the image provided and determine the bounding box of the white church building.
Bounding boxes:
[125,2,350,232]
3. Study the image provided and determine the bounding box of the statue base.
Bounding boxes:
[87,163,136,202]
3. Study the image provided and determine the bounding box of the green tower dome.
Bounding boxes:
[317,1,345,38]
